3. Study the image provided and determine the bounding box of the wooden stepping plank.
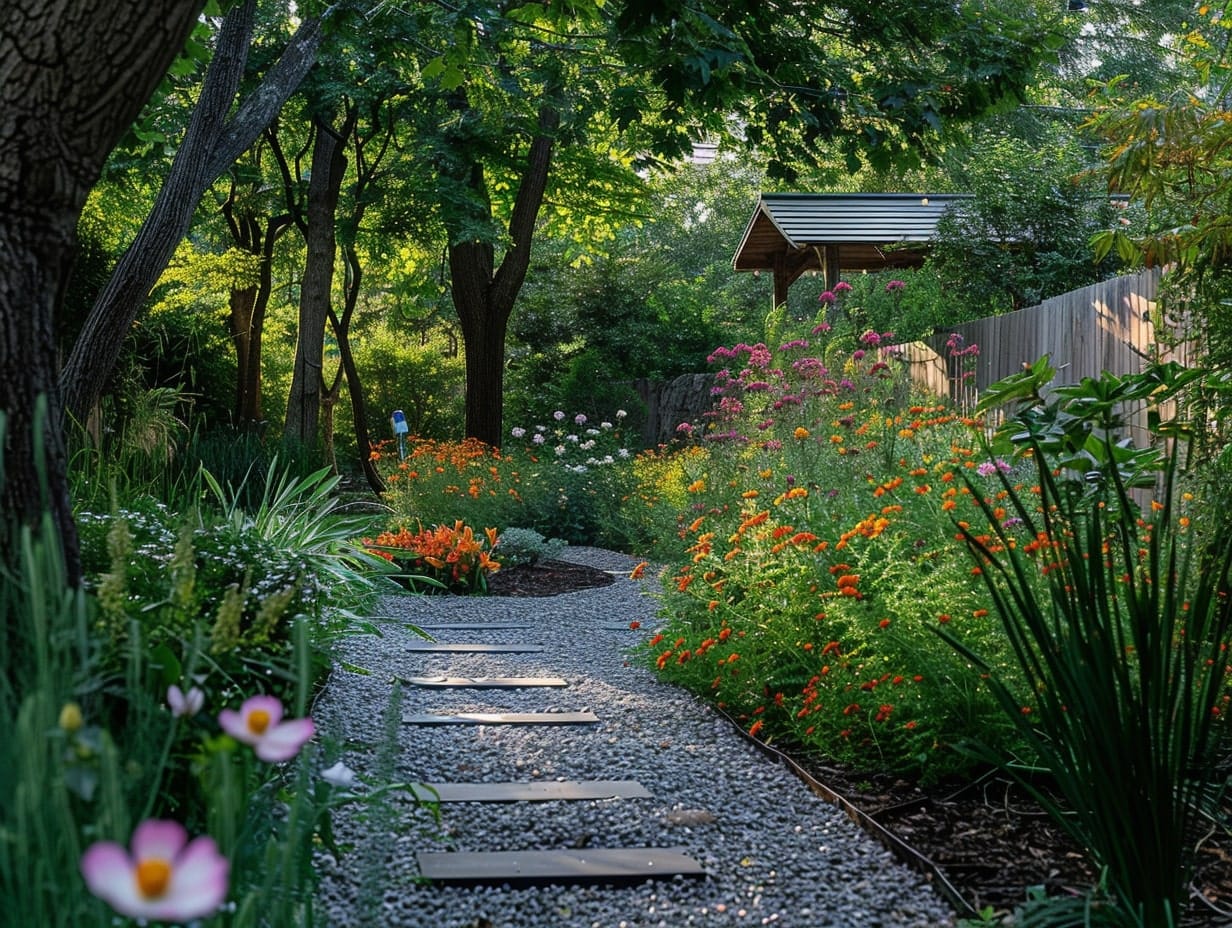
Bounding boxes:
[423,780,652,802]
[414,622,527,630]
[399,675,568,689]
[369,620,526,629]
[417,847,705,886]
[403,711,598,726]
[405,643,544,653]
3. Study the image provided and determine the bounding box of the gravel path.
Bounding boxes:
[313,547,956,928]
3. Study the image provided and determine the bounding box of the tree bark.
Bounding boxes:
[0,0,206,582]
[335,243,385,494]
[283,111,353,448]
[222,181,293,428]
[447,104,559,447]
[59,3,325,423]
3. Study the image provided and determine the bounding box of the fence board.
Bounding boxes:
[897,269,1188,441]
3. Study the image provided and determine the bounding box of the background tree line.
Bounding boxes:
[1,0,1207,582]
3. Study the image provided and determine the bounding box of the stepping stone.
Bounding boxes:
[422,780,652,802]
[405,643,544,653]
[403,711,599,726]
[416,847,706,886]
[407,622,528,630]
[399,675,568,689]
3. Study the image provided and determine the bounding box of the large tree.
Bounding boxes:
[392,0,1065,446]
[1,0,206,579]
[59,0,326,425]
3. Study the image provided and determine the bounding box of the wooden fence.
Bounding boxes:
[894,269,1186,444]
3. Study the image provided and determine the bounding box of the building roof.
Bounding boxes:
[732,192,972,274]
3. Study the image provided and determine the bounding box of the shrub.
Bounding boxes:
[634,327,1021,780]
[492,527,567,568]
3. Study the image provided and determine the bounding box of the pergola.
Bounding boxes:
[731,192,972,308]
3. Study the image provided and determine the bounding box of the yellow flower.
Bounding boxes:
[59,702,84,733]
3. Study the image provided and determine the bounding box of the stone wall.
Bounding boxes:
[631,373,716,447]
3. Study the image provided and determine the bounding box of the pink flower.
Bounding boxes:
[80,819,228,922]
[834,281,853,293]
[818,290,837,304]
[166,684,204,718]
[885,279,905,292]
[219,695,314,763]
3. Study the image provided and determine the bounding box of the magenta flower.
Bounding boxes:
[219,695,314,763]
[81,820,228,922]
[818,290,837,304]
[811,322,832,335]
[885,279,905,292]
[834,281,853,293]
[166,684,204,719]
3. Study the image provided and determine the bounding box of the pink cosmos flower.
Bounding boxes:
[167,684,204,718]
[218,695,314,763]
[81,819,228,922]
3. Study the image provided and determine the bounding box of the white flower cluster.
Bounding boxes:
[508,408,633,471]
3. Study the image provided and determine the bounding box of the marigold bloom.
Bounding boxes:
[793,426,810,440]
[81,820,229,922]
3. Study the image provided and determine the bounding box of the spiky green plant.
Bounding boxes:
[945,364,1231,927]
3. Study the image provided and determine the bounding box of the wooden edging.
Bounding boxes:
[714,706,978,921]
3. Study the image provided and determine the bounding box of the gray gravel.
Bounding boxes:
[312,547,956,928]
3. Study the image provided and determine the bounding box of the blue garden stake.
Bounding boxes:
[391,409,409,460]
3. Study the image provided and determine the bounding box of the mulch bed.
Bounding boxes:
[484,559,1232,925]
[484,559,616,597]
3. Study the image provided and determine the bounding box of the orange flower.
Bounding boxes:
[748,719,764,737]
[630,562,648,580]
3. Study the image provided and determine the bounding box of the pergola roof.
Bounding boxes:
[732,192,972,302]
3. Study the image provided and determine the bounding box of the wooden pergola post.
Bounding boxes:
[773,253,790,310]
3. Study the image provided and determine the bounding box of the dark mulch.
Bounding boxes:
[484,559,616,597]
[487,559,1232,925]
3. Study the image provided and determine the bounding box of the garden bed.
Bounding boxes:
[492,558,1232,926]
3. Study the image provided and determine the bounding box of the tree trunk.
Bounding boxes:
[446,104,559,448]
[1,0,206,582]
[223,196,292,427]
[228,283,260,422]
[59,3,325,423]
[283,111,352,448]
[333,243,385,494]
